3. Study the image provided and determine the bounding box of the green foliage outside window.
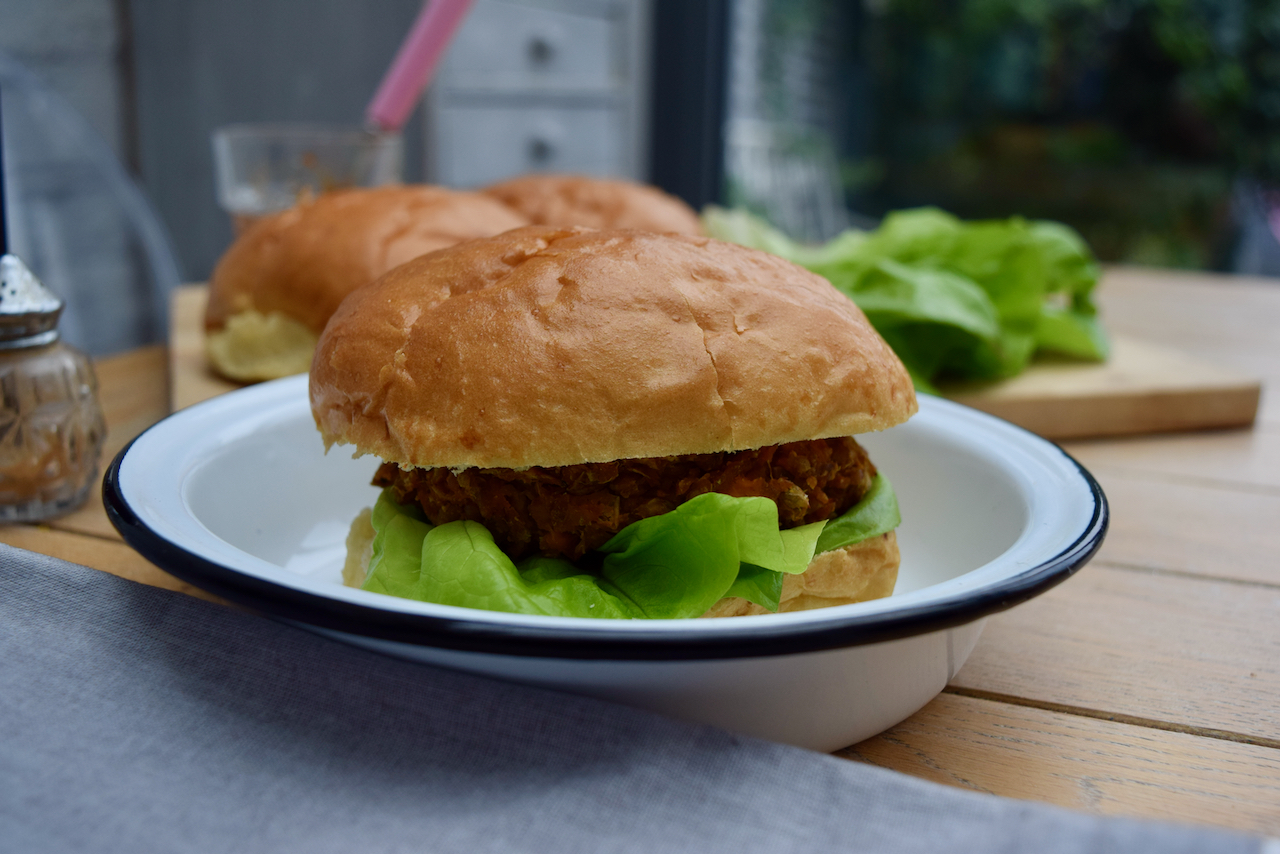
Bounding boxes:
[837,0,1280,268]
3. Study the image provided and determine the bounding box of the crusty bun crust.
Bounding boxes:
[483,174,702,235]
[205,185,529,336]
[340,511,898,616]
[311,226,917,469]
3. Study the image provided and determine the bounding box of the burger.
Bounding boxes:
[204,184,529,382]
[482,173,703,235]
[310,226,917,619]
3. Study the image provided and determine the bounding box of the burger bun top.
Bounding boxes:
[205,184,530,335]
[482,174,703,235]
[311,226,917,470]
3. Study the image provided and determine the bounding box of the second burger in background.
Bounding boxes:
[482,173,703,235]
[204,184,529,382]
[311,226,917,620]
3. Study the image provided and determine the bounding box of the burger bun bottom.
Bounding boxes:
[703,532,898,617]
[206,309,319,382]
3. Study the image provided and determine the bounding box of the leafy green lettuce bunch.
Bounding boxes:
[702,207,1108,392]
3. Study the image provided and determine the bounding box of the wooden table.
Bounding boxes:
[4,267,1277,836]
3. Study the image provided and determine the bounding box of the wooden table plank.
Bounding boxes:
[1066,423,1280,492]
[0,524,225,605]
[840,692,1280,836]
[950,565,1280,742]
[1085,469,1280,585]
[94,345,172,462]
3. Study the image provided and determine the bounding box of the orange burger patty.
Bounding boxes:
[373,437,877,561]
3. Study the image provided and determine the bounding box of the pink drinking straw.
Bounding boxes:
[365,0,477,132]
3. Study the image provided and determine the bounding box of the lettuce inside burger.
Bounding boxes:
[310,226,917,619]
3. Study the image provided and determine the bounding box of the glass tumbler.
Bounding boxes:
[212,123,404,232]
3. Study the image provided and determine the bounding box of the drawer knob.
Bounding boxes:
[527,137,555,164]
[527,35,556,66]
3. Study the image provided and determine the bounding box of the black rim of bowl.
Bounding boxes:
[103,428,1108,663]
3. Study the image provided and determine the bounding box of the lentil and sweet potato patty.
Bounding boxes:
[373,436,877,561]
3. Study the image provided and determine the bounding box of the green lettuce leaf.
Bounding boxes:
[700,205,809,259]
[597,493,825,618]
[702,206,1108,388]
[360,495,432,599]
[814,472,901,554]
[361,492,641,618]
[723,563,785,612]
[1035,305,1111,361]
[359,475,900,619]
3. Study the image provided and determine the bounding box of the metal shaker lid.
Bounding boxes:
[0,254,63,348]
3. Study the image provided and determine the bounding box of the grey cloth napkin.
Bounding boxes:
[0,543,1261,854]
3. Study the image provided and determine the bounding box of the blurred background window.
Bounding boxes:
[0,40,179,357]
[4,0,1280,295]
[721,0,1280,274]
[723,0,852,242]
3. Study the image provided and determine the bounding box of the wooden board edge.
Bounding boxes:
[169,284,243,411]
[950,383,1262,440]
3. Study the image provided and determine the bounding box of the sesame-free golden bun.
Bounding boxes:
[204,184,529,382]
[309,225,917,471]
[482,173,703,235]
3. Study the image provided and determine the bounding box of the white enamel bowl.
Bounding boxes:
[105,375,1106,752]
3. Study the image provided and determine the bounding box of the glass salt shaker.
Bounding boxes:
[0,254,105,521]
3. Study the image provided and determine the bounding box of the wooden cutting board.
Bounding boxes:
[170,284,1260,439]
[940,336,1260,439]
[169,285,245,411]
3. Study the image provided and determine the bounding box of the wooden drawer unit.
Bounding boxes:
[440,0,620,90]
[433,102,625,187]
[424,0,650,186]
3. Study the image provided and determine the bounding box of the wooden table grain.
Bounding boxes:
[3,267,1277,836]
